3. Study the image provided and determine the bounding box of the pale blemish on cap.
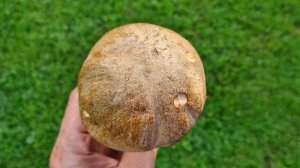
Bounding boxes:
[186,52,196,62]
[125,74,130,82]
[83,110,90,118]
[174,93,187,108]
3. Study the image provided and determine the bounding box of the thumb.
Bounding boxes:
[118,148,158,168]
[60,88,86,135]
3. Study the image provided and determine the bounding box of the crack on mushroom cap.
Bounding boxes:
[174,93,187,108]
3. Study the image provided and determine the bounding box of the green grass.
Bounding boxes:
[1,0,300,167]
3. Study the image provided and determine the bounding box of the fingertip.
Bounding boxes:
[69,87,78,101]
[61,87,82,131]
[118,149,158,168]
[153,148,159,156]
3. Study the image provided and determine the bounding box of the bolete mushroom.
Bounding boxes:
[78,23,206,152]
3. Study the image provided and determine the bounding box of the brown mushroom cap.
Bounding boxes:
[78,23,206,152]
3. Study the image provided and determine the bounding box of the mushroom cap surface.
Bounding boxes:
[78,23,206,151]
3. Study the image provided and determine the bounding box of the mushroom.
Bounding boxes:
[78,23,206,151]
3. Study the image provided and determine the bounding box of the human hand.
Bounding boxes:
[50,88,158,168]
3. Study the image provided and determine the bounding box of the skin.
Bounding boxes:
[50,88,158,168]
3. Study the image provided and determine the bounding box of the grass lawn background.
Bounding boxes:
[1,0,300,167]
